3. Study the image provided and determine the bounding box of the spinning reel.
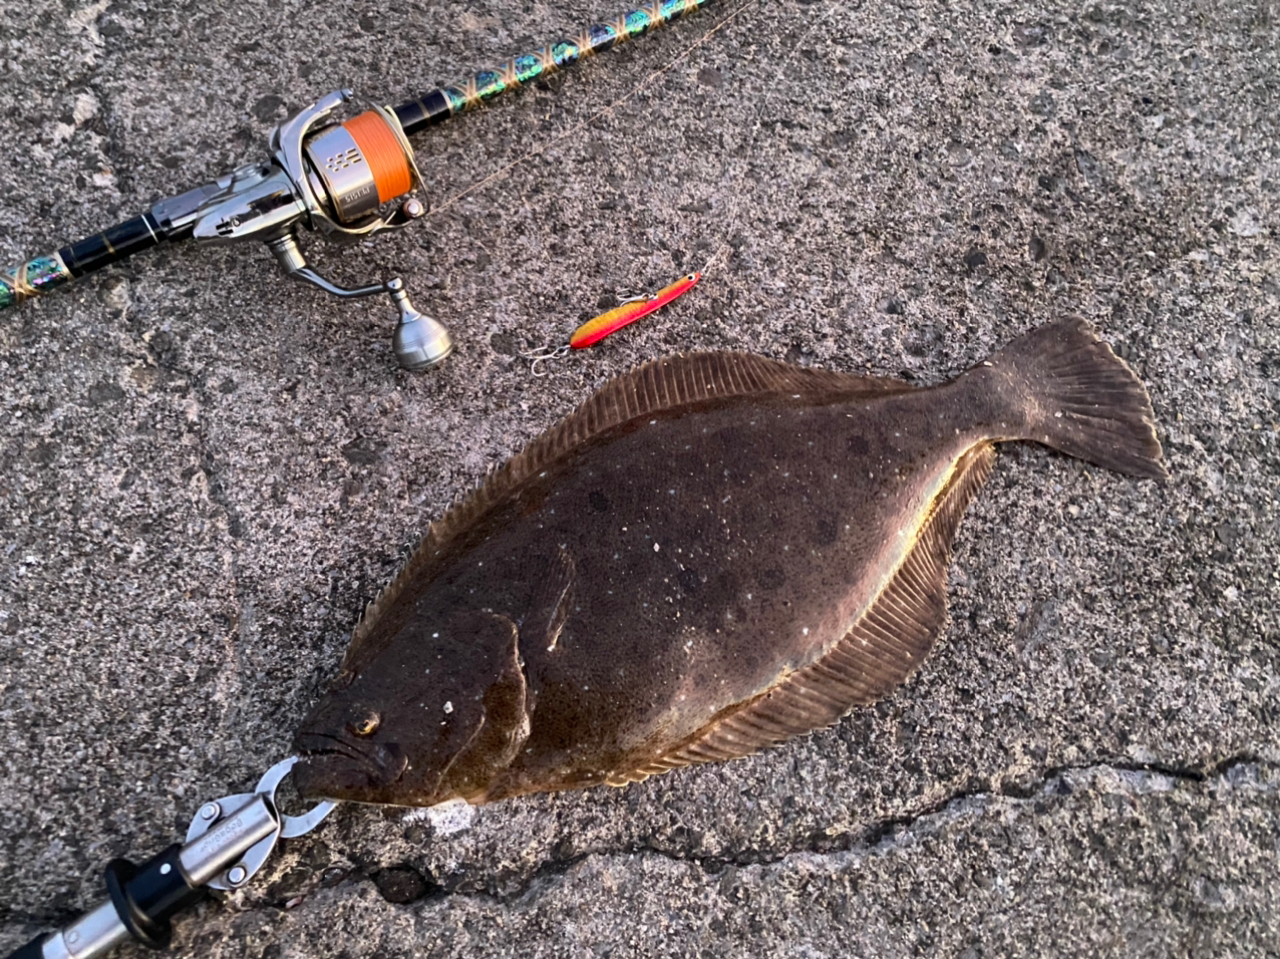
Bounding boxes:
[183,91,452,370]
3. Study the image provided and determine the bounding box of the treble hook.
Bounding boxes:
[520,343,572,377]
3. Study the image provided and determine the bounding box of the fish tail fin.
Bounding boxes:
[981,317,1168,480]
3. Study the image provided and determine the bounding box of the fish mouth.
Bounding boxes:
[292,731,408,800]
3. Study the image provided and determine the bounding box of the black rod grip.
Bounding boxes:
[0,212,162,312]
[59,213,162,279]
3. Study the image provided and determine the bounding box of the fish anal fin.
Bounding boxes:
[612,442,997,785]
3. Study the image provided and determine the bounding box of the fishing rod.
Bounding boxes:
[0,0,714,371]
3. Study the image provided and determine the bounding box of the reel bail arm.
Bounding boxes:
[6,758,336,959]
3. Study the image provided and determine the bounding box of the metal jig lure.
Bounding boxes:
[523,272,702,375]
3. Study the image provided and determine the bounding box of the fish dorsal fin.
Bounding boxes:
[342,353,907,676]
[610,441,997,785]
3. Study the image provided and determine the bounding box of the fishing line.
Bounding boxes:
[693,0,851,282]
[423,0,763,223]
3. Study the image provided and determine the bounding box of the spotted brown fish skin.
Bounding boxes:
[293,318,1165,806]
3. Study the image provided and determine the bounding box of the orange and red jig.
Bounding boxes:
[524,272,701,376]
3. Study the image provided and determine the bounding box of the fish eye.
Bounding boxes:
[350,713,380,737]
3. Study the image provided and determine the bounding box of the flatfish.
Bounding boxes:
[293,318,1165,805]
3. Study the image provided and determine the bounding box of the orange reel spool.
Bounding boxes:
[342,111,416,204]
[303,107,419,224]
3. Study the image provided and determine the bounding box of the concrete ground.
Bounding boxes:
[1,0,1277,956]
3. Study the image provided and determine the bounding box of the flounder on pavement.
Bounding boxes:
[293,318,1166,806]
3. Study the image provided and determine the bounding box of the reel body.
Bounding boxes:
[185,90,452,371]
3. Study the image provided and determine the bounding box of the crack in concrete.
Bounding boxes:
[1,755,1274,935]
[844,752,1267,856]
[252,752,1276,914]
[182,377,253,742]
[438,753,1275,906]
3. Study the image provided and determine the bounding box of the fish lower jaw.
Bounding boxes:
[291,736,410,803]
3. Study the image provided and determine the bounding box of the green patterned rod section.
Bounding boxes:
[1,255,74,309]
[392,0,714,135]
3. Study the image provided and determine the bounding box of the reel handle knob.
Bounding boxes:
[389,278,452,370]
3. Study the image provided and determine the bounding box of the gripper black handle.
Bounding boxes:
[5,936,47,959]
[3,844,206,959]
[104,844,207,950]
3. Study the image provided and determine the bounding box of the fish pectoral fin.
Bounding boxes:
[436,610,531,799]
[521,545,575,654]
[617,442,997,783]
